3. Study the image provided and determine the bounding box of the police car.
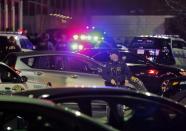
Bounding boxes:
[78,48,186,94]
[0,62,46,94]
[0,32,34,52]
[3,51,106,88]
[129,35,186,69]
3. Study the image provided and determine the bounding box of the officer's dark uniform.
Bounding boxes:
[102,60,131,87]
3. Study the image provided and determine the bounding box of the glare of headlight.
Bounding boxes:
[6,127,12,131]
[78,45,84,50]
[71,43,78,50]
[73,35,79,40]
[87,35,92,40]
[80,35,86,40]
[75,111,81,116]
[101,37,104,40]
[14,36,18,40]
[93,36,99,41]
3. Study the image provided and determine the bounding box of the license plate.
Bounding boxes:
[137,49,144,54]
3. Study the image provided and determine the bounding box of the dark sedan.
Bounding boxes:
[15,87,186,131]
[0,95,116,131]
[78,48,186,94]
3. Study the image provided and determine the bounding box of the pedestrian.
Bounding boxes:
[102,50,131,87]
[55,34,68,51]
[37,33,54,51]
[5,36,21,71]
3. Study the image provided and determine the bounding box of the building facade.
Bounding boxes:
[0,0,23,31]
[23,0,90,34]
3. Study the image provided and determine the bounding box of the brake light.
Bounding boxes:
[147,69,159,75]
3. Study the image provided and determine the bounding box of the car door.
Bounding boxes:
[0,64,27,94]
[171,40,185,68]
[62,55,105,87]
[21,55,72,87]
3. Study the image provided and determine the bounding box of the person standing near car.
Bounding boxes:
[5,36,21,55]
[55,34,69,51]
[102,51,131,87]
[37,33,55,51]
[5,36,21,71]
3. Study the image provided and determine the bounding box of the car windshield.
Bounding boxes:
[130,37,170,49]
[20,38,33,49]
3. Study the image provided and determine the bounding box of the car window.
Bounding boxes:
[55,96,186,131]
[0,36,9,44]
[0,65,20,83]
[93,52,110,63]
[130,37,170,49]
[64,56,92,73]
[172,40,184,49]
[21,55,98,73]
[122,53,146,64]
[0,110,74,131]
[20,38,33,49]
[21,56,55,70]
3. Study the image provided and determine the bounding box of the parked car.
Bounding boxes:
[15,87,186,131]
[78,48,186,94]
[0,62,46,94]
[0,95,115,131]
[3,51,148,90]
[3,51,106,88]
[128,35,186,69]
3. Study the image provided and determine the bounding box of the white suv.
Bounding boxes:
[0,32,34,52]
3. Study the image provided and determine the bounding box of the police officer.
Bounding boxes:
[102,51,131,87]
[5,36,21,55]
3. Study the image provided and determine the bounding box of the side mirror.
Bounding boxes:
[21,76,28,83]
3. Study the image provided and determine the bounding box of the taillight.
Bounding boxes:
[147,69,159,75]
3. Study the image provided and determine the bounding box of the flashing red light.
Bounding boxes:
[147,69,159,75]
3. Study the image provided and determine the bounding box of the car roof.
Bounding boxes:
[0,33,27,37]
[135,35,185,41]
[7,51,95,60]
[14,87,186,111]
[6,51,103,66]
